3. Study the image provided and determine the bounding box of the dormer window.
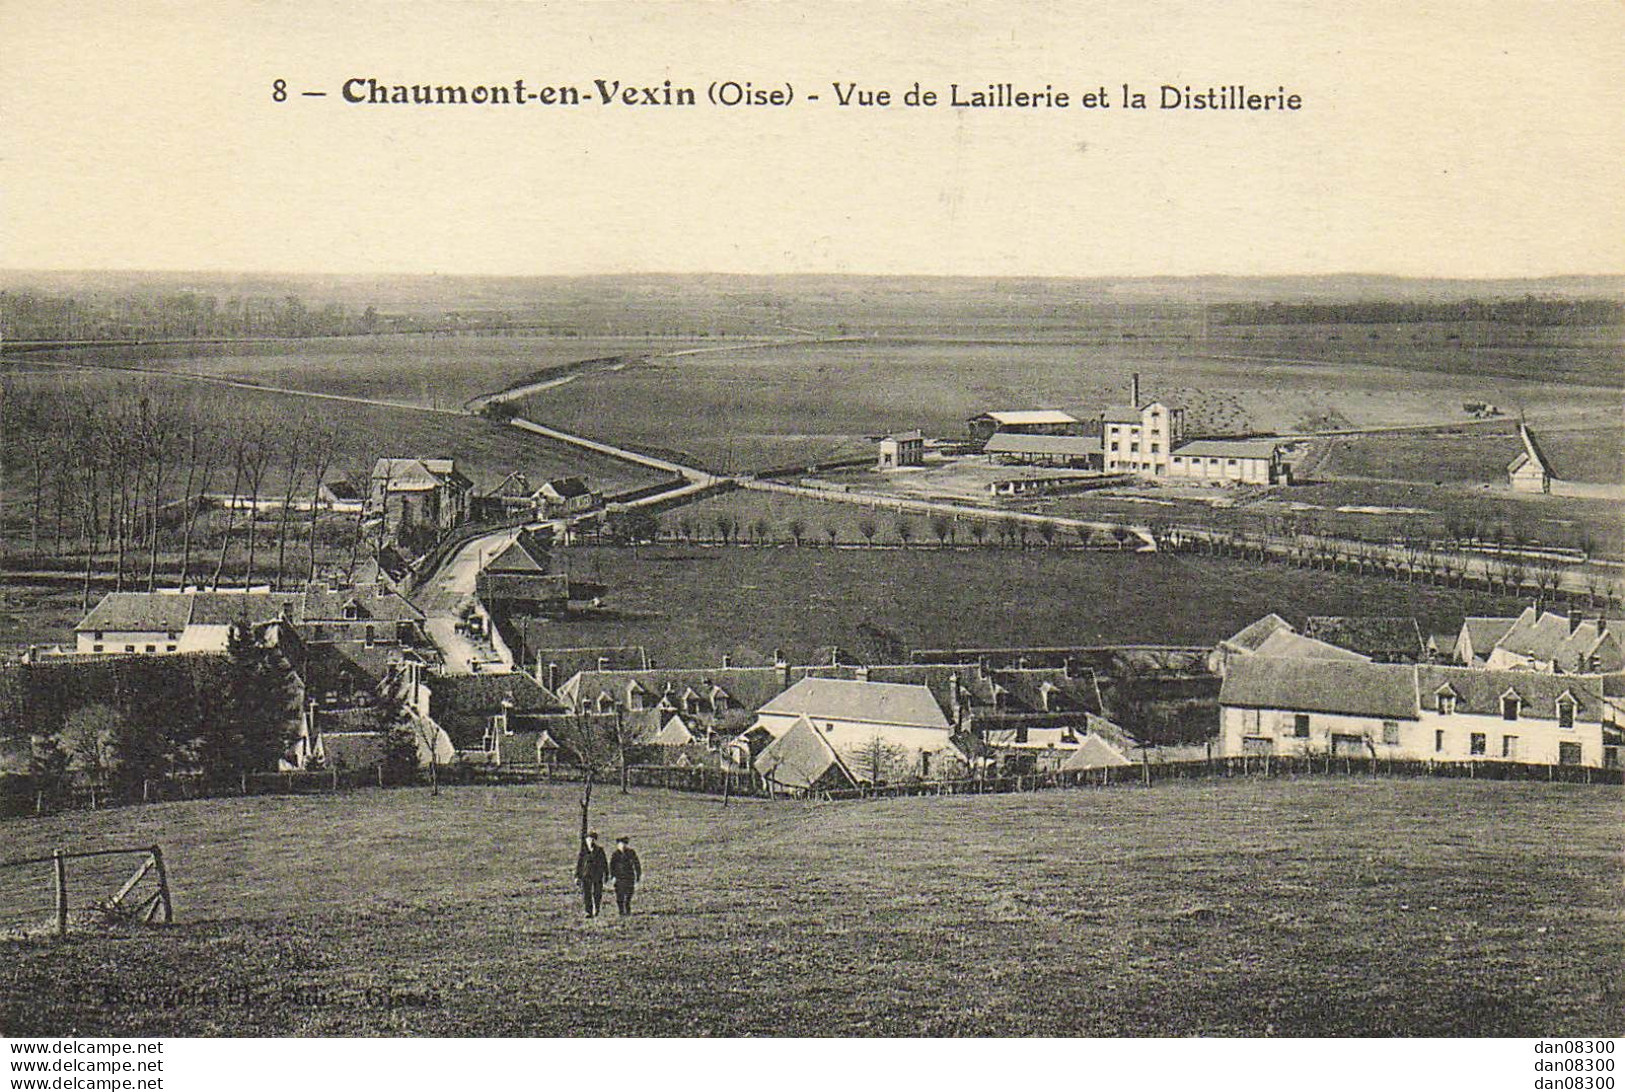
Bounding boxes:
[343,600,361,620]
[1436,689,1457,716]
[1557,696,1576,729]
[1501,692,1521,722]
[595,692,616,714]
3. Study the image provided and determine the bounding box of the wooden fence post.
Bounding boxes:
[150,845,173,923]
[53,849,68,939]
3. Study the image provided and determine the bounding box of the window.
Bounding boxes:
[1130,443,1140,453]
[1150,443,1160,453]
[1293,713,1311,739]
[1110,442,1119,452]
[1501,735,1518,759]
[1434,729,1445,753]
[364,624,376,646]
[125,645,135,652]
[93,644,104,653]
[1605,747,1620,770]
[1557,699,1575,729]
[1559,742,1582,766]
[1469,733,1486,756]
[167,631,178,640]
[1501,694,1521,721]
[1227,458,1238,467]
[165,645,176,653]
[1436,692,1456,716]
[1382,721,1400,746]
[94,630,104,641]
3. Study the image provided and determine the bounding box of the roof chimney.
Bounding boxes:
[1569,609,1583,634]
[772,647,785,666]
[1131,372,1141,408]
[721,653,732,669]
[829,646,841,666]
[1063,656,1078,679]
[855,665,870,683]
[597,656,609,671]
[546,660,560,691]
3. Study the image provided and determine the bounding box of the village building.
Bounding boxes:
[74,583,425,656]
[752,716,861,793]
[475,471,542,520]
[536,476,600,518]
[1218,656,1618,768]
[370,457,473,540]
[983,433,1103,469]
[1166,439,1285,485]
[967,410,1081,443]
[876,430,926,469]
[1507,423,1554,493]
[1454,607,1624,674]
[747,676,963,784]
[316,477,367,513]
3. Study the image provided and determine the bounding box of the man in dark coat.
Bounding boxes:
[609,836,642,916]
[575,831,609,917]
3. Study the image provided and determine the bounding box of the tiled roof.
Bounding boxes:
[562,666,803,717]
[1419,666,1605,723]
[1219,658,1421,721]
[541,476,592,499]
[75,593,196,633]
[753,716,856,792]
[1250,629,1370,663]
[484,532,552,574]
[476,572,570,602]
[759,677,950,730]
[427,672,565,747]
[1221,614,1295,653]
[1460,616,1519,660]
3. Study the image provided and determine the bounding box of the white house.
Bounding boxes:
[877,430,925,469]
[1218,656,1617,768]
[74,584,425,655]
[1167,439,1285,485]
[748,676,961,783]
[1507,423,1554,493]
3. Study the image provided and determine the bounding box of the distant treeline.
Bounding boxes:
[0,290,385,342]
[1213,297,1625,327]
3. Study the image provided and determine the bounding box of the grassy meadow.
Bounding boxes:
[0,778,1618,1036]
[544,544,1529,667]
[51,334,705,411]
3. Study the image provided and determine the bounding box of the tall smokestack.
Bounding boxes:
[1131,372,1141,408]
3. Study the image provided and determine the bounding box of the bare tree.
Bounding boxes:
[272,420,307,590]
[239,421,274,588]
[212,421,249,590]
[303,422,339,585]
[175,416,218,591]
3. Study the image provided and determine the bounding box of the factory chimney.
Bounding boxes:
[1131,372,1141,408]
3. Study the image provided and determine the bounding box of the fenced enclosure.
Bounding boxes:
[0,844,172,939]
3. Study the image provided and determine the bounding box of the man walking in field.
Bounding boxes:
[609,836,642,917]
[575,831,609,917]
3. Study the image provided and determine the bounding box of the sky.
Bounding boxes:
[5,1,1623,278]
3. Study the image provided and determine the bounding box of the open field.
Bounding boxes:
[514,334,1623,474]
[1315,421,1625,486]
[541,545,1529,667]
[50,334,709,411]
[0,778,1618,1036]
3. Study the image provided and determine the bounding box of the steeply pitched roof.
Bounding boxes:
[1302,616,1425,660]
[1512,424,1556,479]
[753,716,857,792]
[1059,733,1135,770]
[984,433,1103,457]
[540,476,592,499]
[1220,614,1295,654]
[1251,629,1372,663]
[1419,665,1605,723]
[484,532,551,574]
[758,677,950,730]
[1219,658,1421,721]
[650,714,696,747]
[372,457,473,493]
[1459,616,1520,660]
